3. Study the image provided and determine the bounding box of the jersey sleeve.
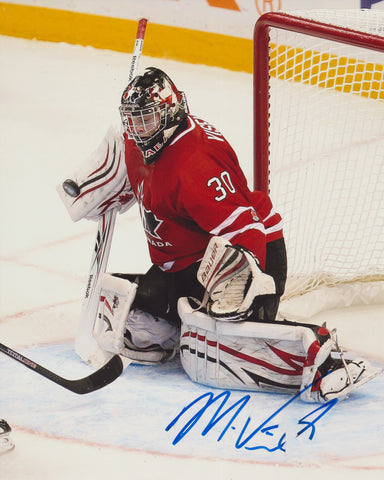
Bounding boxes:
[178,146,275,269]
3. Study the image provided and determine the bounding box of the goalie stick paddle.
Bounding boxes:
[0,342,125,395]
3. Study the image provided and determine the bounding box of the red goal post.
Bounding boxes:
[253,10,384,320]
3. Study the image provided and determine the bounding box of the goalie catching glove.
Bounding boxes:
[57,125,136,222]
[197,236,276,321]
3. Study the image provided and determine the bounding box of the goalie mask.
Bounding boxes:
[119,67,189,164]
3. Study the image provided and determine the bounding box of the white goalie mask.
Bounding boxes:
[119,67,188,164]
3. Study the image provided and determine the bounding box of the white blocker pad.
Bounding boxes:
[57,125,136,222]
[178,297,334,401]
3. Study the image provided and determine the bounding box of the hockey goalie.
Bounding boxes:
[58,67,381,403]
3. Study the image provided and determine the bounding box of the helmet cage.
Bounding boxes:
[120,102,168,144]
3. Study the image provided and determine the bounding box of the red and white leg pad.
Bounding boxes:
[178,297,381,402]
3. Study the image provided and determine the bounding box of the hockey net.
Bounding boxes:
[253,10,384,320]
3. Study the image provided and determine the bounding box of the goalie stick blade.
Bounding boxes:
[60,354,125,394]
[0,342,125,395]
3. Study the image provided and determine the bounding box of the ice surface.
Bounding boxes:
[0,35,383,479]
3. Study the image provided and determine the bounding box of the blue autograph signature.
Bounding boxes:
[165,386,337,453]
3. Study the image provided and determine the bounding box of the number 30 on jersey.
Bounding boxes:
[207,171,236,201]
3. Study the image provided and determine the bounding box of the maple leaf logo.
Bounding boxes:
[137,181,163,240]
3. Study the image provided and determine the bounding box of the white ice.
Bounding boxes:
[0,35,383,480]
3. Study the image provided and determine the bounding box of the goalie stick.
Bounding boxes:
[0,342,127,395]
[74,18,148,367]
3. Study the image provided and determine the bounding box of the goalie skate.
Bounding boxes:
[318,356,383,402]
[123,330,177,365]
[0,419,15,454]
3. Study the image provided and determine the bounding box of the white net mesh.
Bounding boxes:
[288,9,384,35]
[261,10,384,317]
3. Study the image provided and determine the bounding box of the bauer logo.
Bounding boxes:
[201,241,219,283]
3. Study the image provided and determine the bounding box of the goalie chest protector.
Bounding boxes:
[124,116,283,272]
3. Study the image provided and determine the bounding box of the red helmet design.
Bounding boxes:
[119,68,188,161]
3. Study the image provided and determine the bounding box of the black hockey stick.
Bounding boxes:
[0,342,124,394]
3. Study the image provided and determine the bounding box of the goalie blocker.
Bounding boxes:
[57,125,136,223]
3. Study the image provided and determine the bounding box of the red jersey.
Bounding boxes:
[124,115,283,272]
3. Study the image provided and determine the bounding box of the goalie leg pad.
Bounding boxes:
[94,274,137,354]
[179,298,382,402]
[178,297,329,395]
